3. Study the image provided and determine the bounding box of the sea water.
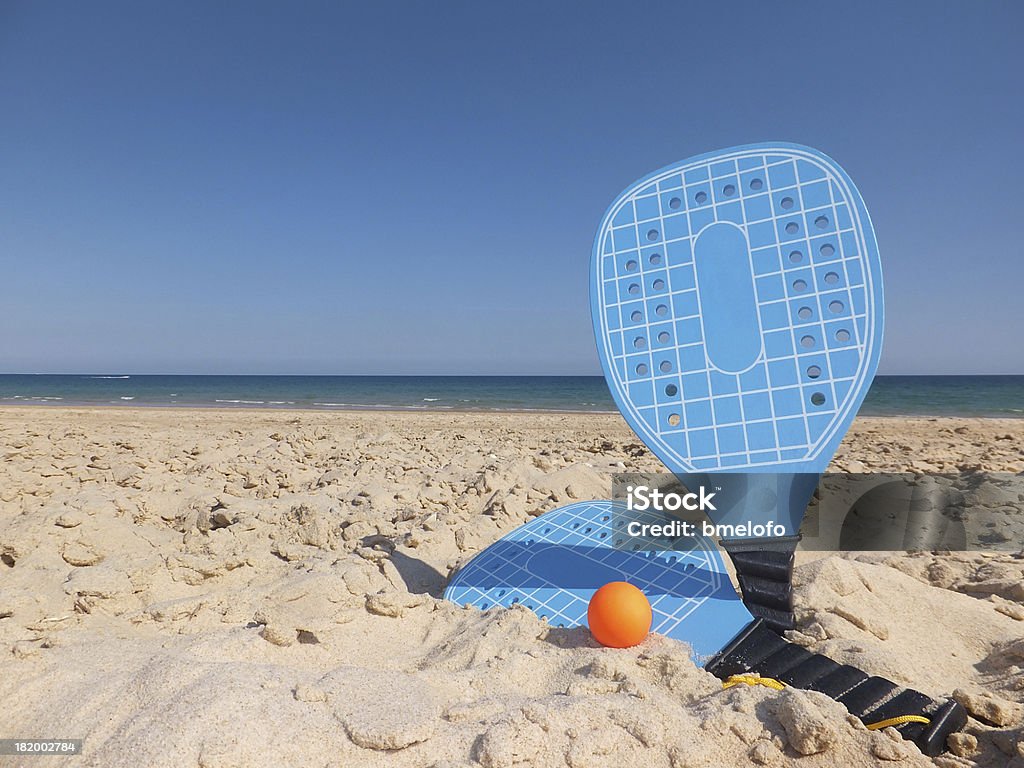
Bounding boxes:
[0,374,1020,417]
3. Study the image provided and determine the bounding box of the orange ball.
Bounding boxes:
[587,581,652,648]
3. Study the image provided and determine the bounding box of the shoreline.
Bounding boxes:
[0,402,622,416]
[1,402,1023,420]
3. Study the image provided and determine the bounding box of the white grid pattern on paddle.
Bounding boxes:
[445,501,728,636]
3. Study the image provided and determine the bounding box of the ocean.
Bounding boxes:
[0,374,1021,418]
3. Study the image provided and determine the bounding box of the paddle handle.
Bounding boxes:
[706,620,967,757]
[720,536,798,632]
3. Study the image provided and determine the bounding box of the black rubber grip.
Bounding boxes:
[730,548,795,581]
[745,600,798,631]
[737,573,793,611]
[723,546,796,632]
[706,620,967,757]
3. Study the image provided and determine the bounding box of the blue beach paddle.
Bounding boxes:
[444,500,965,755]
[445,500,753,661]
[591,143,883,630]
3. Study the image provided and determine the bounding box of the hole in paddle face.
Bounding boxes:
[811,392,826,406]
[835,329,851,342]
[750,178,763,190]
[668,413,680,426]
[695,191,708,204]
[807,365,822,379]
[665,384,678,397]
[669,197,681,210]
[636,363,648,375]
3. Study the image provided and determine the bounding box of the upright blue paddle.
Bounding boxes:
[590,143,884,629]
[444,500,965,755]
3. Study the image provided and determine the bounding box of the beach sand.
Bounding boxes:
[1,407,1023,767]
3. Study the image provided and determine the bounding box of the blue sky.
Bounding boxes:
[1,1,1021,375]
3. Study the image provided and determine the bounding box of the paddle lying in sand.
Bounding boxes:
[590,143,883,631]
[444,500,966,756]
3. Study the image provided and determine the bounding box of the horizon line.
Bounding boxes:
[0,372,1021,378]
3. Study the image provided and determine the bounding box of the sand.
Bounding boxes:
[1,407,1023,767]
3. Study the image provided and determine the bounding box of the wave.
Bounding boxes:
[120,396,135,400]
[88,375,130,379]
[313,401,434,410]
[214,399,266,405]
[422,397,440,401]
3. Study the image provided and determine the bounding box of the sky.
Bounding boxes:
[1,1,1021,375]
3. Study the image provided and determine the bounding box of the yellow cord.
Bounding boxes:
[722,677,933,732]
[722,674,786,691]
[865,715,931,730]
